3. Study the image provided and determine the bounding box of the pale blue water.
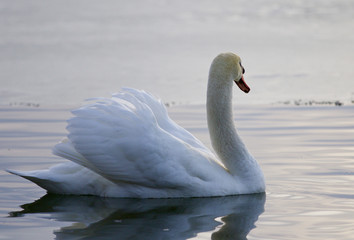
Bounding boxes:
[1,105,354,239]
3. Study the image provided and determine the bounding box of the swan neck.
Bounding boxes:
[207,70,250,175]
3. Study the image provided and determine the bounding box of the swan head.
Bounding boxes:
[211,53,250,93]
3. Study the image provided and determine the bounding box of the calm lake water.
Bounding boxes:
[1,104,354,239]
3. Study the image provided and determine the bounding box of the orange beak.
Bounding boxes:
[234,75,250,93]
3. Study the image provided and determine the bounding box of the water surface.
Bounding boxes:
[1,105,353,239]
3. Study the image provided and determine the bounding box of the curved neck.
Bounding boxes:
[206,70,250,176]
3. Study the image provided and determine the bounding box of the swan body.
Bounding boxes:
[8,53,265,198]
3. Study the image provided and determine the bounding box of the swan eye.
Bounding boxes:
[240,62,245,74]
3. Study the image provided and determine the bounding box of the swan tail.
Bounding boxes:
[6,168,72,194]
[7,162,117,196]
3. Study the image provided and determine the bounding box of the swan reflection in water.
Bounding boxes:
[10,193,265,240]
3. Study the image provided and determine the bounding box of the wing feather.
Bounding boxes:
[55,89,219,191]
[113,88,211,153]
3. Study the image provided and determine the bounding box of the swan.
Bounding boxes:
[7,53,265,198]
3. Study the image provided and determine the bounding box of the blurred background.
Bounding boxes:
[1,0,354,106]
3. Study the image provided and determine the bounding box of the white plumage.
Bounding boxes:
[8,53,265,198]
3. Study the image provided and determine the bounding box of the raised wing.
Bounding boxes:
[56,89,221,193]
[113,88,211,153]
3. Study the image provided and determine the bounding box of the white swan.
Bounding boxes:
[8,53,265,198]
